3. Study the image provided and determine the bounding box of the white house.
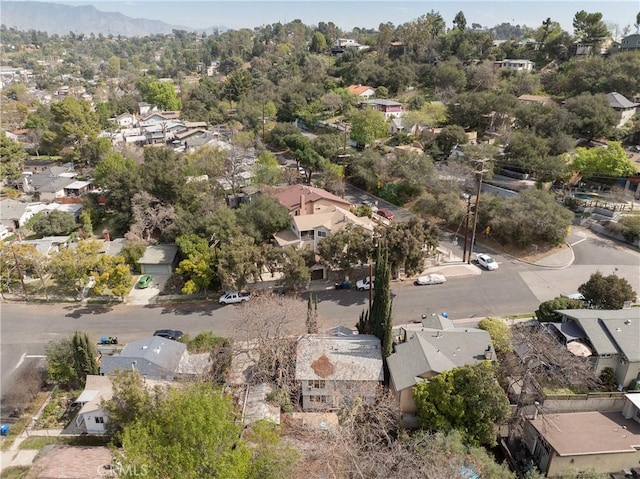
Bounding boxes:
[295,332,384,410]
[606,92,639,128]
[499,59,534,72]
[73,375,112,434]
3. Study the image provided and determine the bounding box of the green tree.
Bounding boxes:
[564,93,617,140]
[453,11,467,31]
[572,10,609,51]
[309,31,327,53]
[120,239,147,273]
[236,196,291,242]
[0,131,27,181]
[176,234,216,295]
[578,271,637,309]
[43,97,101,162]
[278,245,310,292]
[48,239,103,294]
[28,210,77,237]
[436,125,468,156]
[382,218,439,278]
[91,256,133,299]
[103,370,153,443]
[477,318,513,353]
[535,296,586,322]
[137,79,182,110]
[317,224,374,278]
[71,331,99,382]
[246,420,299,479]
[306,294,319,334]
[571,142,637,179]
[117,382,252,478]
[216,233,262,290]
[253,151,284,186]
[413,362,510,447]
[370,244,394,359]
[45,331,98,388]
[350,108,388,147]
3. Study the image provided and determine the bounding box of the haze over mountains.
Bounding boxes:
[1,1,226,36]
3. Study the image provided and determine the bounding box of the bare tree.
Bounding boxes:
[129,191,177,242]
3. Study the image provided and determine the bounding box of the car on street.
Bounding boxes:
[476,253,499,271]
[153,329,184,341]
[376,209,394,221]
[414,273,447,286]
[137,274,153,289]
[356,276,375,291]
[219,291,252,305]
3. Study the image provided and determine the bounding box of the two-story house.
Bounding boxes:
[359,99,404,119]
[295,332,384,410]
[620,34,640,52]
[387,314,496,426]
[347,84,376,99]
[549,309,640,389]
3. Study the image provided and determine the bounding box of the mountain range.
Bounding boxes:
[1,1,226,36]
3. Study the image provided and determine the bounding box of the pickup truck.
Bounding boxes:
[219,291,252,305]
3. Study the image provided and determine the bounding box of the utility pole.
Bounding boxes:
[368,261,373,311]
[262,102,266,142]
[462,193,471,262]
[468,158,491,264]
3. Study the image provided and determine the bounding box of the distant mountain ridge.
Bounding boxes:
[1,1,225,36]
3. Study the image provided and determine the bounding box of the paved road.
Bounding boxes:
[1,226,638,403]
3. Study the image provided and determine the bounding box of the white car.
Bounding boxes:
[476,253,498,271]
[218,291,251,305]
[414,274,446,286]
[356,276,374,291]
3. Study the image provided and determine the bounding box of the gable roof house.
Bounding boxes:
[549,309,640,389]
[518,94,556,106]
[523,393,640,478]
[347,84,376,99]
[137,244,179,275]
[273,184,351,216]
[620,33,640,52]
[112,112,137,128]
[100,336,210,381]
[606,92,639,128]
[387,315,496,425]
[295,332,384,410]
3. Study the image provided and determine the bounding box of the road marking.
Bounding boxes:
[25,355,46,358]
[14,352,26,370]
[570,238,587,246]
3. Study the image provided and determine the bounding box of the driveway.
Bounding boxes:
[126,274,171,305]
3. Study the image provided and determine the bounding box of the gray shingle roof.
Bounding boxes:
[138,244,178,265]
[606,92,639,109]
[101,336,186,377]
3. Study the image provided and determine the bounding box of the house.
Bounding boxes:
[518,94,556,106]
[387,314,496,425]
[606,92,639,128]
[549,309,640,388]
[0,199,30,230]
[359,99,403,119]
[113,112,137,128]
[295,332,384,410]
[274,205,374,254]
[347,84,376,99]
[499,59,534,72]
[137,244,178,275]
[273,184,351,216]
[14,235,71,256]
[72,374,113,434]
[620,34,640,52]
[523,393,640,478]
[100,336,210,380]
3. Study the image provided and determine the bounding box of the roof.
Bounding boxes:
[138,244,178,265]
[387,328,494,391]
[291,205,374,234]
[295,334,384,382]
[347,84,375,96]
[273,184,350,212]
[76,375,113,415]
[547,321,586,343]
[557,309,640,359]
[518,94,555,105]
[360,99,402,107]
[100,336,186,377]
[34,176,77,193]
[0,199,28,220]
[606,92,639,109]
[528,411,640,456]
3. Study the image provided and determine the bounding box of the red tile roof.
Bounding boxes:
[273,184,350,212]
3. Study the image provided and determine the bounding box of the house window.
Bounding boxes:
[309,395,328,404]
[317,231,327,238]
[300,231,315,240]
[309,380,325,389]
[601,354,612,358]
[95,417,105,424]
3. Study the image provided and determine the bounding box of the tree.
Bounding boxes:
[120,239,147,273]
[137,79,182,110]
[71,331,99,381]
[278,246,310,292]
[246,420,299,479]
[253,151,284,186]
[477,318,513,353]
[175,234,216,295]
[0,131,27,181]
[436,125,468,156]
[370,244,394,359]
[129,192,177,242]
[573,10,609,51]
[578,271,637,309]
[382,218,439,278]
[236,196,291,242]
[216,233,263,290]
[350,108,388,147]
[309,31,327,53]
[306,294,319,334]
[571,142,637,179]
[45,331,98,388]
[564,93,617,140]
[453,11,467,31]
[317,224,374,278]
[116,382,252,479]
[102,370,153,442]
[535,296,586,322]
[48,239,104,294]
[28,210,78,237]
[91,256,134,299]
[413,362,510,447]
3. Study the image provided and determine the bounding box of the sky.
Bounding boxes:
[54,0,639,37]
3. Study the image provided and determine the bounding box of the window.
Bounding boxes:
[601,354,612,358]
[309,395,328,404]
[309,380,325,389]
[95,417,105,424]
[317,231,327,238]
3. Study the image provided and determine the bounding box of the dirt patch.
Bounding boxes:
[311,354,335,378]
[475,236,568,263]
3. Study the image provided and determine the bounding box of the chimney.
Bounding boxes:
[299,195,306,215]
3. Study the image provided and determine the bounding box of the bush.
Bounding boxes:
[599,367,617,391]
[186,331,229,353]
[267,388,294,413]
[535,296,585,322]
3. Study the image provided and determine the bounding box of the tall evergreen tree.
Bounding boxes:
[71,331,99,385]
[370,244,394,359]
[306,294,319,334]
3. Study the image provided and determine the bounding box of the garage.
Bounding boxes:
[138,244,178,275]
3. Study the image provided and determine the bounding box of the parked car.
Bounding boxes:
[376,209,394,221]
[219,291,252,305]
[153,329,184,341]
[361,200,378,213]
[137,274,153,289]
[476,253,499,271]
[356,276,375,291]
[414,274,446,286]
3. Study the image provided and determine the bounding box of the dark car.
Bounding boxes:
[376,209,395,221]
[153,329,184,341]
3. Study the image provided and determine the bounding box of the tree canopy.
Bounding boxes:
[578,271,637,309]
